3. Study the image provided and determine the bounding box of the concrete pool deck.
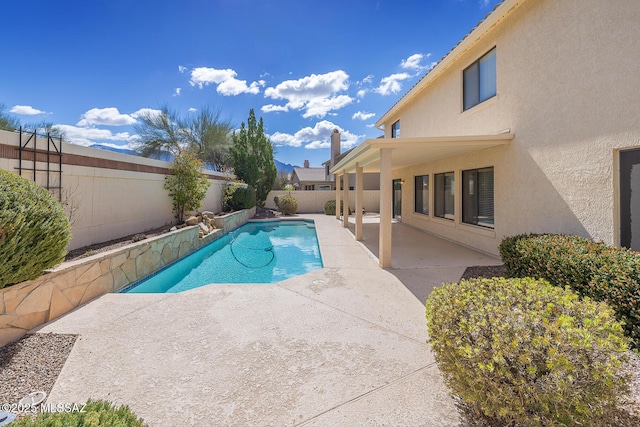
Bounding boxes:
[35,214,501,426]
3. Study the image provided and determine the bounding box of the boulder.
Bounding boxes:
[199,222,210,235]
[185,216,199,226]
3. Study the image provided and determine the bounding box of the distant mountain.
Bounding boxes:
[275,159,298,174]
[89,144,140,157]
[89,145,296,175]
[89,144,174,162]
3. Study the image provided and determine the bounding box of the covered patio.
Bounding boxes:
[344,214,502,303]
[330,132,514,267]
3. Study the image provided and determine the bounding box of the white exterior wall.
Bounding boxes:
[383,0,640,255]
[0,130,225,250]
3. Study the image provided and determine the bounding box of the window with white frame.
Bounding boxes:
[414,175,429,215]
[434,172,454,220]
[391,121,400,138]
[462,167,494,228]
[463,47,496,111]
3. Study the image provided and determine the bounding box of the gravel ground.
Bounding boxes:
[0,333,76,419]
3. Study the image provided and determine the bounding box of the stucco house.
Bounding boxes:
[331,0,640,267]
[291,160,332,190]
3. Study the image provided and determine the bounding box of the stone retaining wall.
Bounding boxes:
[0,207,255,347]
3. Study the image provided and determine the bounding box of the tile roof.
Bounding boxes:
[292,167,326,182]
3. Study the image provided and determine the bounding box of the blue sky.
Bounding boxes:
[1,0,502,168]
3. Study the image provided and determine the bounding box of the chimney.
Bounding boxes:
[330,129,340,168]
[303,160,310,168]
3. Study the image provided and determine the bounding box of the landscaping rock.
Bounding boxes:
[185,216,199,226]
[199,222,210,235]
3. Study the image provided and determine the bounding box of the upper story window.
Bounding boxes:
[391,121,400,138]
[463,47,496,111]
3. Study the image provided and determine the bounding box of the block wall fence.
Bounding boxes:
[266,190,380,214]
[0,129,227,250]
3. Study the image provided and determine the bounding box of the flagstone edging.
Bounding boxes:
[0,207,255,347]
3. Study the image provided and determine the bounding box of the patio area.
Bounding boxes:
[33,214,502,426]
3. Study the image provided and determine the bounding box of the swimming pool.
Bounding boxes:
[123,220,323,293]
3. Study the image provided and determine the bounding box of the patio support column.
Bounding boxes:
[379,148,392,268]
[342,171,350,228]
[335,173,341,220]
[355,164,363,241]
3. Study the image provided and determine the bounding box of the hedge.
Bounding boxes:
[499,233,640,349]
[426,277,630,427]
[223,182,256,211]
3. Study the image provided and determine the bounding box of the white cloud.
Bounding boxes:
[55,124,134,147]
[10,105,48,115]
[77,107,137,126]
[188,67,264,96]
[357,89,368,98]
[261,104,289,113]
[401,53,426,70]
[188,107,197,112]
[269,132,301,147]
[303,95,352,119]
[400,53,438,75]
[269,120,361,150]
[352,111,375,121]
[178,65,187,73]
[263,70,353,118]
[131,108,162,119]
[359,74,374,85]
[173,88,181,96]
[374,73,412,96]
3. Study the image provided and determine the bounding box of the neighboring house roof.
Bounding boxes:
[322,147,356,167]
[292,167,326,182]
[377,0,522,126]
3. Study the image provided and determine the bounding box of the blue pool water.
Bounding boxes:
[123,220,323,293]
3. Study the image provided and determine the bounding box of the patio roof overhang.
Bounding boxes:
[330,131,514,175]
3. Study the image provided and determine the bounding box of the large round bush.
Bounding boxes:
[275,194,298,215]
[0,170,71,288]
[426,277,630,427]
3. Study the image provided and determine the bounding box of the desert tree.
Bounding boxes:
[164,151,210,223]
[134,105,233,171]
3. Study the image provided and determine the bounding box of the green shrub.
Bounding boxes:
[426,277,630,427]
[164,151,209,223]
[10,399,147,427]
[223,182,256,211]
[323,199,351,215]
[499,234,640,349]
[0,170,71,288]
[275,194,298,215]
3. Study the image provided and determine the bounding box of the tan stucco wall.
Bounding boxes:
[0,129,225,250]
[266,190,380,214]
[382,0,640,256]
